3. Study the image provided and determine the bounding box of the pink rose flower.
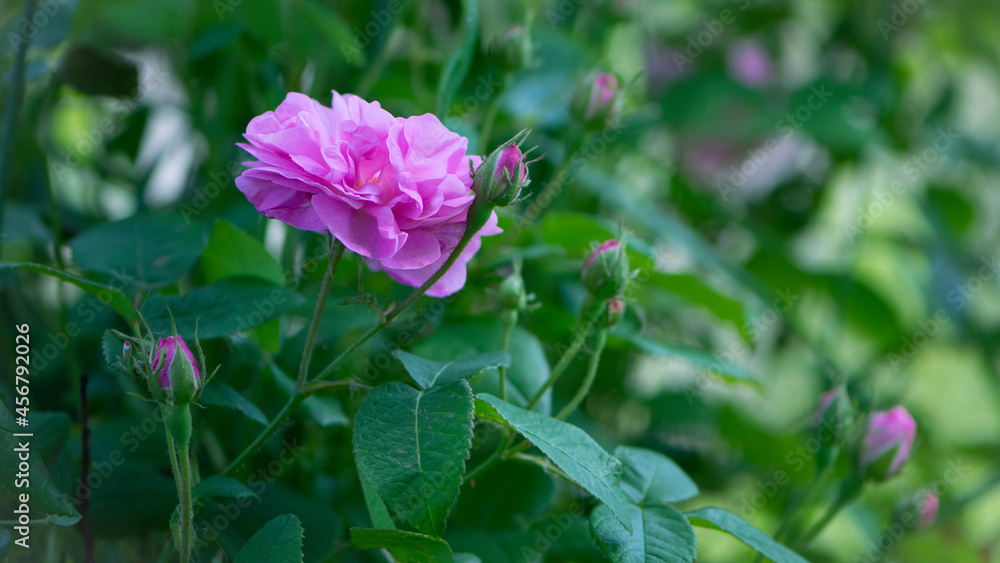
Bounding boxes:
[860,406,916,478]
[235,91,501,297]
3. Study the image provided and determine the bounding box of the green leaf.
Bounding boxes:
[590,503,698,563]
[200,219,284,285]
[199,220,287,353]
[351,527,453,563]
[199,382,268,426]
[68,213,206,288]
[101,330,124,370]
[141,277,304,339]
[616,446,699,504]
[358,459,395,530]
[234,514,304,563]
[353,381,475,537]
[436,0,478,116]
[0,262,138,322]
[396,350,510,390]
[192,476,258,502]
[270,363,347,426]
[474,394,632,532]
[412,322,552,414]
[624,334,757,385]
[685,507,809,563]
[0,402,80,525]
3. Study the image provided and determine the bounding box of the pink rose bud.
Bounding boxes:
[151,336,202,406]
[582,239,630,299]
[472,129,532,208]
[602,298,626,328]
[585,73,619,122]
[859,406,916,481]
[918,491,939,528]
[122,341,131,361]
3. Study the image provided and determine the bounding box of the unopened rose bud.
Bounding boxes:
[600,298,626,328]
[473,129,532,208]
[859,406,916,481]
[582,239,630,299]
[151,336,203,406]
[918,491,939,528]
[498,270,527,311]
[574,73,619,127]
[122,341,131,361]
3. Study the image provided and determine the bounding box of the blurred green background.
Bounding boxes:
[2,0,1000,561]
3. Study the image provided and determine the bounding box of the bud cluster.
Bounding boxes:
[581,238,632,329]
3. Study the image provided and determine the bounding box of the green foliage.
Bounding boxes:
[351,527,454,562]
[353,381,475,537]
[590,504,698,563]
[234,514,304,563]
[475,394,633,531]
[616,446,699,504]
[200,219,284,285]
[0,262,138,322]
[436,0,479,116]
[141,277,303,339]
[0,401,79,525]
[686,508,809,563]
[192,476,258,502]
[68,214,206,288]
[270,363,347,426]
[396,350,510,389]
[413,323,553,413]
[623,334,757,386]
[198,383,268,426]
